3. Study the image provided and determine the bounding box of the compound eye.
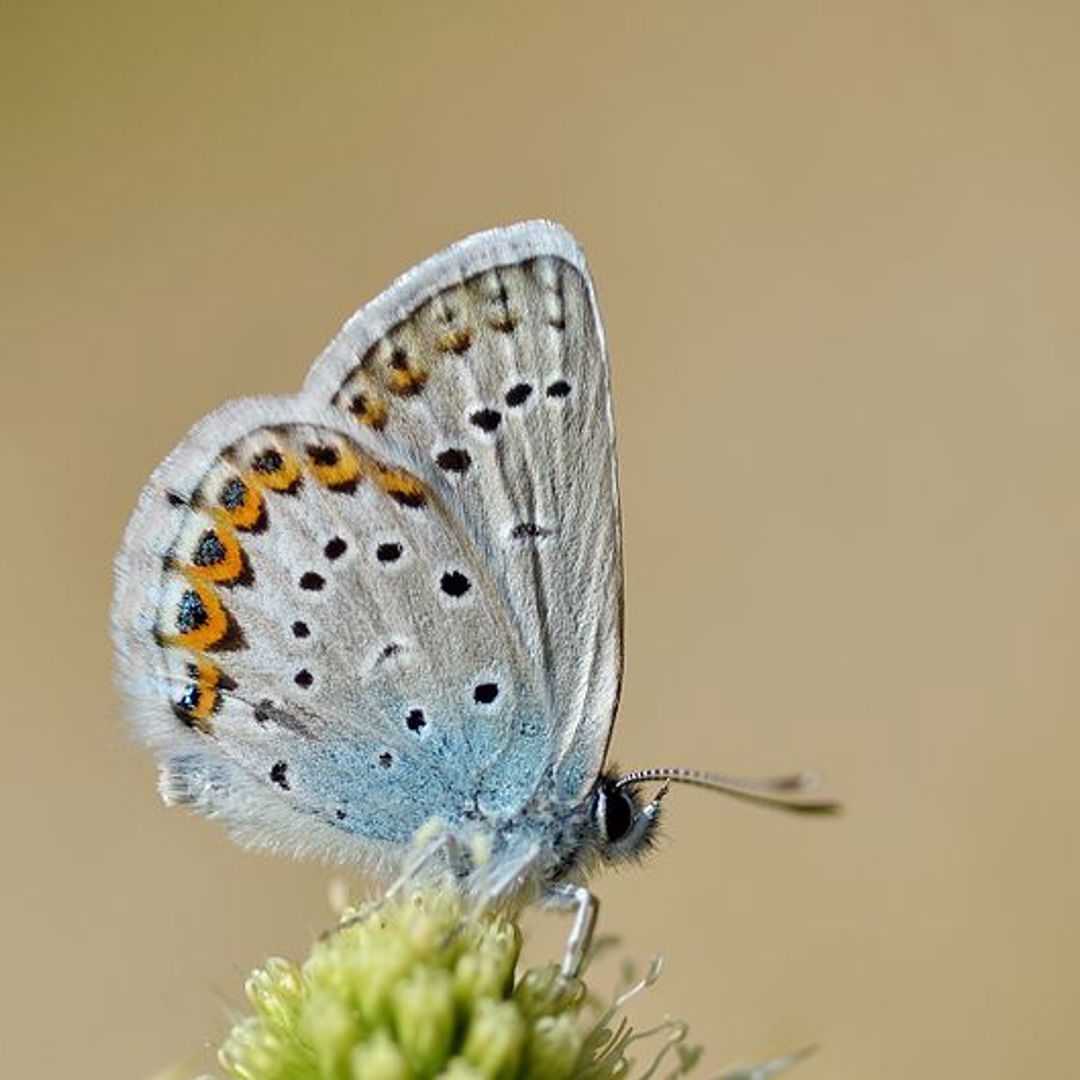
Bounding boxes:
[602,788,635,843]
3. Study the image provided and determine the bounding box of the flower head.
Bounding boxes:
[217,891,701,1080]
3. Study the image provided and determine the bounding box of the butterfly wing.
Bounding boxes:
[113,222,622,869]
[113,396,550,868]
[305,221,622,801]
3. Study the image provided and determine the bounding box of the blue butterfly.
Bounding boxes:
[113,221,836,974]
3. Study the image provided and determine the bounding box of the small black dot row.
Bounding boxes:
[466,379,571,435]
[401,682,498,735]
[265,681,502,794]
[291,558,470,638]
[291,542,397,599]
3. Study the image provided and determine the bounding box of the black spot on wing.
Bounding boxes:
[436,448,471,473]
[176,589,208,632]
[251,448,284,473]
[270,761,290,790]
[219,476,248,509]
[474,683,499,704]
[469,408,501,433]
[323,537,347,560]
[306,444,339,466]
[505,383,533,407]
[511,522,553,540]
[193,530,227,567]
[440,570,471,598]
[174,685,201,722]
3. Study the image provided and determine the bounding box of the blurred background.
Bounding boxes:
[3,2,1079,1077]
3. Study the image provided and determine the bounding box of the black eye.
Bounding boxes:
[602,788,634,843]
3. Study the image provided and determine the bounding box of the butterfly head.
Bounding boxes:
[584,764,841,866]
[588,771,670,864]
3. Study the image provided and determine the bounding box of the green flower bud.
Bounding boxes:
[352,938,415,1030]
[391,965,456,1077]
[461,999,526,1080]
[453,919,520,1008]
[246,958,304,1028]
[350,1031,410,1080]
[432,1059,486,1080]
[524,1015,585,1080]
[301,991,358,1080]
[514,966,585,1020]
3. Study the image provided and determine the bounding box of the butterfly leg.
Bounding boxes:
[470,842,541,915]
[547,883,599,979]
[329,827,466,937]
[389,827,468,894]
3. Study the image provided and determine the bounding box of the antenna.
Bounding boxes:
[614,766,841,814]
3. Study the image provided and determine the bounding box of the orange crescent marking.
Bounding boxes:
[252,453,302,492]
[376,468,427,507]
[309,446,364,490]
[168,576,230,652]
[188,657,221,725]
[220,478,265,531]
[349,391,389,430]
[387,365,429,396]
[436,327,472,354]
[186,514,246,584]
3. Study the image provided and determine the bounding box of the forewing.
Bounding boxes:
[113,397,549,868]
[305,222,623,800]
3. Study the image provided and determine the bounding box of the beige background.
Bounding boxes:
[3,3,1079,1078]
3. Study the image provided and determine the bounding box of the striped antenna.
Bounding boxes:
[613,766,841,814]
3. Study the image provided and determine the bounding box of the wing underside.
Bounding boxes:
[112,222,622,868]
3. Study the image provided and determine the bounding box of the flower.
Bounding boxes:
[217,890,703,1080]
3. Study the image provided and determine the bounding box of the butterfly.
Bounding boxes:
[112,221,837,975]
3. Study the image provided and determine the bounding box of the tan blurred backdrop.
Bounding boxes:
[3,2,1079,1077]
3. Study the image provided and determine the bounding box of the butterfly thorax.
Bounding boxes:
[415,770,656,904]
